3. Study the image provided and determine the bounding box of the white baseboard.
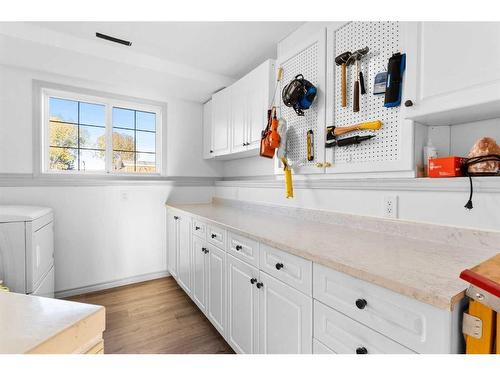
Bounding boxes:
[55,270,170,298]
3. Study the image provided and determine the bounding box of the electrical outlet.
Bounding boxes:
[383,196,398,218]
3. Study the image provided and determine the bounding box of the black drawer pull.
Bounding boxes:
[356,347,368,354]
[195,226,201,230]
[211,234,217,239]
[173,216,179,220]
[355,299,367,310]
[256,282,263,289]
[275,263,284,270]
[235,245,242,251]
[202,247,208,254]
[250,278,257,284]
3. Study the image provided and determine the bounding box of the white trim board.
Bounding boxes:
[55,271,169,298]
[216,175,500,193]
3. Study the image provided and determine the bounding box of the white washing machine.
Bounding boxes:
[0,206,54,297]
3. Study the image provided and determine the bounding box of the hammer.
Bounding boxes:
[347,47,369,112]
[335,51,351,108]
[325,120,382,147]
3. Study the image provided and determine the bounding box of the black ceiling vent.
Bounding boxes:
[95,32,132,46]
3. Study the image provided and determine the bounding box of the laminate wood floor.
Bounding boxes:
[66,277,234,354]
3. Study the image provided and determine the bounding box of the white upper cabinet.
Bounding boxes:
[208,59,275,159]
[403,22,500,125]
[211,87,232,156]
[202,100,214,159]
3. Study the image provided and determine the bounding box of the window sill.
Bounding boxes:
[0,173,217,187]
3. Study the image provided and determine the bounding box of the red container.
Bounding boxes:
[428,157,466,178]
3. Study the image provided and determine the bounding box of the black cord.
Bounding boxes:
[461,154,500,210]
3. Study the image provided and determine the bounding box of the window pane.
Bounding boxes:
[49,147,78,170]
[80,150,105,172]
[49,121,78,147]
[80,102,105,127]
[80,125,106,150]
[49,97,78,123]
[112,107,135,129]
[136,111,155,132]
[136,152,156,173]
[112,129,135,152]
[113,151,135,172]
[136,130,155,153]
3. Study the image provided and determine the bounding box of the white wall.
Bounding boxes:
[0,29,222,295]
[0,184,213,294]
[217,22,500,233]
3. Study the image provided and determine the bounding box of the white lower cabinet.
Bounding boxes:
[166,211,178,279]
[176,215,192,296]
[314,300,414,354]
[258,272,312,354]
[226,254,259,354]
[207,244,226,336]
[313,339,336,354]
[192,236,208,312]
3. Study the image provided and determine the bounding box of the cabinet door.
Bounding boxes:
[404,22,500,123]
[166,211,178,279]
[247,61,273,150]
[211,88,231,156]
[207,244,226,336]
[226,254,259,354]
[258,272,312,354]
[202,100,214,159]
[177,215,192,296]
[192,236,208,312]
[230,80,248,154]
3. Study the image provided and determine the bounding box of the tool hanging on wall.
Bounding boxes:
[306,130,315,161]
[346,47,369,113]
[384,52,406,107]
[325,120,382,148]
[259,107,281,158]
[373,72,387,95]
[260,67,284,159]
[326,134,376,148]
[335,51,352,107]
[282,74,317,116]
[276,118,293,199]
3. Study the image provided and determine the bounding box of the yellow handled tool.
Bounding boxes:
[281,157,294,199]
[333,120,382,136]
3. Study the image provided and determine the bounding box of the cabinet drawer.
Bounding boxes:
[259,244,312,296]
[313,339,336,354]
[313,263,447,353]
[314,301,414,354]
[207,225,226,250]
[192,219,206,239]
[228,232,259,267]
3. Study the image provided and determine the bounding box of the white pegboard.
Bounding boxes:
[279,38,322,171]
[333,22,401,165]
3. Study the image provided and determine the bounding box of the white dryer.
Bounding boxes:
[0,206,54,297]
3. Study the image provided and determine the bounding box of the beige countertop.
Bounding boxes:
[0,292,104,354]
[167,200,499,310]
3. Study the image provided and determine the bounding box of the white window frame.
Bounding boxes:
[40,87,163,176]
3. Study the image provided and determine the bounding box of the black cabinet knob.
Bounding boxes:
[195,226,201,230]
[275,263,284,270]
[174,216,179,220]
[356,347,368,354]
[250,278,257,284]
[202,247,208,254]
[355,299,367,309]
[256,282,263,289]
[210,150,214,153]
[235,245,242,251]
[404,100,413,107]
[205,249,209,254]
[211,234,217,239]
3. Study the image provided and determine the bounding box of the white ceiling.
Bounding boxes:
[32,22,303,79]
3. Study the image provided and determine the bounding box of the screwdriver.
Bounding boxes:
[335,134,375,147]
